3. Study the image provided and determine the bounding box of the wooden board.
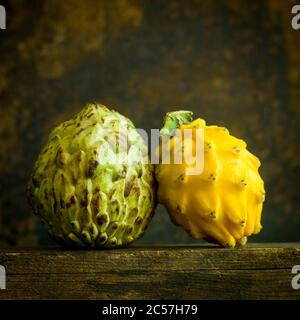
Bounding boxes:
[0,244,299,300]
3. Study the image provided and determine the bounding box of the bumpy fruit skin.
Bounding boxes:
[27,103,156,248]
[155,111,265,248]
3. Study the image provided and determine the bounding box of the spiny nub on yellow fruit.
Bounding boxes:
[155,110,265,248]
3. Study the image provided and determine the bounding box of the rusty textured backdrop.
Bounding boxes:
[0,0,299,247]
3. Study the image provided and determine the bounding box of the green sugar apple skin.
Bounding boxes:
[27,103,156,248]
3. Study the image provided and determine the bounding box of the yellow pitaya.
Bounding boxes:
[155,111,265,247]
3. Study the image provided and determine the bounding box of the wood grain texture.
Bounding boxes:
[0,244,299,300]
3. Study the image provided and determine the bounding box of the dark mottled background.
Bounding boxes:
[0,0,299,247]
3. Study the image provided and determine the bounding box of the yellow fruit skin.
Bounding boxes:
[156,115,265,248]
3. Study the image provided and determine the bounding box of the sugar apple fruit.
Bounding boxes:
[155,110,265,248]
[27,103,156,248]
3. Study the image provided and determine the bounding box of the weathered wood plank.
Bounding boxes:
[0,244,299,300]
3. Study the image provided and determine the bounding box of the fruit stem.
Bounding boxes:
[160,111,194,136]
